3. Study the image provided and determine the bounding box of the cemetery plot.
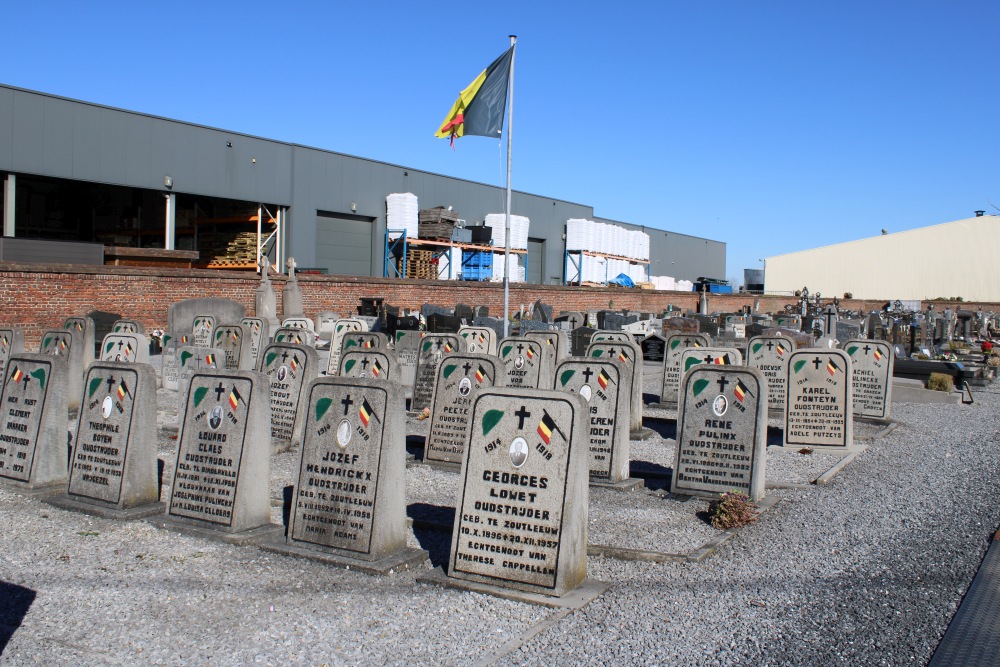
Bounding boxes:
[586,340,643,434]
[425,353,501,465]
[39,329,83,410]
[192,315,216,347]
[746,335,795,414]
[459,326,498,356]
[326,319,369,376]
[0,328,26,380]
[240,318,269,370]
[412,334,461,412]
[0,354,67,488]
[498,337,546,389]
[340,350,400,383]
[843,339,894,420]
[258,343,319,451]
[212,324,253,370]
[100,333,150,364]
[659,333,712,406]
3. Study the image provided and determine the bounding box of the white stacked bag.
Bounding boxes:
[491,252,525,283]
[386,193,418,239]
[485,213,529,250]
[563,218,650,263]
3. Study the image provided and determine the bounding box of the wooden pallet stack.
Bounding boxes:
[418,207,460,240]
[400,248,436,279]
[200,231,258,266]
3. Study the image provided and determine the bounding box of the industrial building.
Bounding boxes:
[764,213,1000,301]
[0,84,724,284]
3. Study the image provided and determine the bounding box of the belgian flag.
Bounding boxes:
[873,348,883,361]
[205,354,217,366]
[372,359,384,378]
[116,378,132,401]
[734,379,753,403]
[435,46,515,146]
[474,364,486,383]
[228,386,244,410]
[525,347,534,361]
[597,368,611,390]
[827,359,841,376]
[9,365,22,385]
[776,342,787,357]
[359,398,379,427]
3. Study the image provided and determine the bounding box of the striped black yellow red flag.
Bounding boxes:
[435,46,514,146]
[537,411,556,445]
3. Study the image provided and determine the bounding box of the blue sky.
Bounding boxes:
[7,2,999,284]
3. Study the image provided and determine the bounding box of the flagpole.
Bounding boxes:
[503,34,516,337]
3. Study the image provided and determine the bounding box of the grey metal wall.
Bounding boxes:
[0,84,725,284]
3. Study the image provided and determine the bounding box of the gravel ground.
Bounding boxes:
[1,358,997,666]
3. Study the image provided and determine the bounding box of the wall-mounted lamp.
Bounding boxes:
[164,176,173,189]
[251,158,256,164]
[351,202,357,212]
[403,171,408,176]
[226,142,233,148]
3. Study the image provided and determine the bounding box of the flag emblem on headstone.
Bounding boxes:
[290,355,299,372]
[359,398,376,427]
[537,411,557,445]
[713,354,730,365]
[734,379,753,402]
[776,342,787,356]
[116,378,131,401]
[617,349,628,363]
[525,347,534,361]
[873,348,882,361]
[597,369,611,389]
[826,359,841,376]
[475,364,486,383]
[228,386,243,410]
[444,341,453,353]
[372,359,383,378]
[205,354,216,365]
[9,365,22,384]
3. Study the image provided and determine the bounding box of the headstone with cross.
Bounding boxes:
[555,311,586,330]
[51,360,161,517]
[745,335,796,415]
[524,329,569,369]
[282,316,315,332]
[161,336,181,391]
[440,387,590,598]
[283,257,305,319]
[273,326,316,350]
[676,347,744,406]
[0,353,68,489]
[587,339,645,435]
[340,331,389,362]
[240,317,270,370]
[639,332,667,362]
[425,353,503,465]
[841,339,894,420]
[212,323,254,371]
[63,316,96,367]
[176,345,225,415]
[111,319,146,335]
[393,330,423,389]
[591,331,633,344]
[662,316,700,335]
[339,349,401,384]
[192,315,216,347]
[258,342,320,451]
[168,299,246,339]
[256,257,280,330]
[326,318,369,376]
[553,358,632,485]
[775,314,802,331]
[163,369,275,540]
[497,337,546,389]
[100,333,150,365]
[459,325,499,356]
[0,328,26,382]
[411,333,462,413]
[264,375,426,573]
[783,349,854,451]
[673,365,768,502]
[39,329,83,411]
[658,332,713,408]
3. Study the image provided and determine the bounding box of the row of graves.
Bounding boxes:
[0,277,944,607]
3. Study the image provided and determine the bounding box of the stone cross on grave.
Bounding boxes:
[341,394,354,415]
[716,376,729,392]
[516,343,525,355]
[214,382,227,401]
[462,361,472,375]
[21,374,30,390]
[863,344,871,355]
[106,375,116,392]
[582,367,594,383]
[703,353,715,364]
[281,350,289,363]
[812,357,823,370]
[514,405,532,429]
[435,339,444,351]
[259,256,271,283]
[360,357,370,369]
[765,341,774,351]
[286,257,298,282]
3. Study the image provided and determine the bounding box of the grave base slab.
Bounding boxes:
[45,495,165,520]
[150,517,283,546]
[630,427,657,441]
[417,459,461,473]
[0,479,65,498]
[590,478,644,492]
[261,541,428,575]
[417,567,609,609]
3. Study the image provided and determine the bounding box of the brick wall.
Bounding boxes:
[0,262,988,349]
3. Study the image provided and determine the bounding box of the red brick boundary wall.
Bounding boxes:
[0,263,986,349]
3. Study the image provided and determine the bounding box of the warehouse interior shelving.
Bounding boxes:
[563,249,650,286]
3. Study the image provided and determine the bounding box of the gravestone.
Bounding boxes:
[763,328,814,349]
[0,328,26,380]
[601,312,639,331]
[427,313,463,333]
[498,337,546,389]
[570,327,597,357]
[266,376,425,572]
[553,359,632,485]
[587,339,644,435]
[192,315,216,347]
[240,317,270,370]
[282,316,315,331]
[640,333,666,362]
[556,312,586,329]
[212,324,254,370]
[39,329,83,410]
[112,319,145,335]
[258,343,320,451]
[177,346,225,413]
[444,388,589,597]
[411,334,461,412]
[283,258,305,318]
[393,330,423,389]
[425,353,502,465]
[255,257,280,330]
[455,304,474,322]
[662,317,700,335]
[0,354,67,489]
[775,315,802,330]
[64,316,96,364]
[327,319,368,376]
[472,316,506,342]
[842,339,894,420]
[168,298,246,336]
[340,349,401,384]
[100,333,150,364]
[459,326,498,356]
[341,331,389,358]
[783,350,854,451]
[691,315,720,338]
[164,369,275,542]
[591,331,632,343]
[421,304,453,318]
[746,335,795,415]
[711,336,750,360]
[161,340,181,391]
[53,361,161,517]
[315,312,340,341]
[836,319,862,344]
[525,329,569,363]
[659,332,713,406]
[532,300,553,323]
[672,366,767,502]
[273,327,314,348]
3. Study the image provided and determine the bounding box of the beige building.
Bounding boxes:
[764,214,1000,301]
